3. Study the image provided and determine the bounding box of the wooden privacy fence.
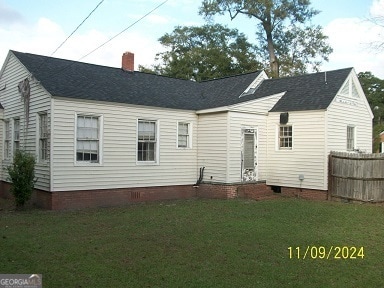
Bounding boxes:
[328,151,384,202]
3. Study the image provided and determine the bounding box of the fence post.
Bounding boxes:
[327,153,333,201]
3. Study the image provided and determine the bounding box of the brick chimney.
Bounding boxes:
[122,51,134,71]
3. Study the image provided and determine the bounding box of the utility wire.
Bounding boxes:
[78,0,168,61]
[43,0,169,81]
[34,0,104,72]
[50,0,104,57]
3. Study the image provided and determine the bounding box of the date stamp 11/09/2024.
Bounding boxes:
[288,246,364,260]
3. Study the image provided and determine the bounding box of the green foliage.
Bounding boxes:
[141,24,262,81]
[259,24,333,77]
[372,124,384,152]
[7,150,36,208]
[358,71,384,124]
[199,0,332,78]
[358,72,384,151]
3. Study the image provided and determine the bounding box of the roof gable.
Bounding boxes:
[267,68,353,112]
[332,70,374,118]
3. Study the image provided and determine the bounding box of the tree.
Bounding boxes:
[199,0,332,78]
[7,150,36,209]
[366,15,384,52]
[358,71,384,125]
[143,24,262,81]
[358,71,384,152]
[258,24,333,77]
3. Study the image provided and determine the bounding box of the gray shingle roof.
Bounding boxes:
[260,68,353,112]
[11,51,262,110]
[10,50,352,112]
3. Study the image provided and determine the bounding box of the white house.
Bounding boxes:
[0,50,373,209]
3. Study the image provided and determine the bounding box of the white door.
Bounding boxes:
[241,128,258,182]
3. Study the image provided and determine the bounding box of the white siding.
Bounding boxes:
[326,73,373,153]
[230,93,285,114]
[226,94,283,183]
[197,112,228,183]
[0,109,3,181]
[51,98,198,191]
[266,110,327,190]
[0,52,51,190]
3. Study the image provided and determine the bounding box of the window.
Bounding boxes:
[138,120,157,162]
[279,125,292,149]
[177,122,190,148]
[13,118,20,152]
[347,126,355,151]
[39,113,49,161]
[4,120,10,159]
[76,115,100,162]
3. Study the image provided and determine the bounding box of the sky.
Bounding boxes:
[0,0,383,78]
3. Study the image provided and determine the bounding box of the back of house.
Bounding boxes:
[0,50,373,209]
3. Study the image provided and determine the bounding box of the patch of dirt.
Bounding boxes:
[0,198,16,212]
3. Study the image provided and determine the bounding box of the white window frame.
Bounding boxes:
[278,124,293,150]
[74,113,103,166]
[136,119,159,165]
[4,120,10,159]
[347,125,355,151]
[38,112,49,162]
[13,118,20,153]
[177,122,192,149]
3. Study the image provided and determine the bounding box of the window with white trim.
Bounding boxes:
[347,126,355,151]
[279,125,292,149]
[4,120,10,159]
[76,115,100,163]
[177,122,190,148]
[39,113,49,161]
[13,118,20,152]
[137,120,157,162]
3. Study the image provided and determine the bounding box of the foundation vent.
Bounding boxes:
[130,191,141,200]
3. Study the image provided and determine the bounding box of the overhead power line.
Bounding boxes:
[37,0,169,81]
[34,0,104,73]
[78,0,168,61]
[51,0,105,57]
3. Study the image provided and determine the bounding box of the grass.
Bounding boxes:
[1,197,383,287]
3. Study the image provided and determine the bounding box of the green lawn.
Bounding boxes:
[1,197,383,287]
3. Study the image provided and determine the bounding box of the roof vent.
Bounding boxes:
[280,112,289,124]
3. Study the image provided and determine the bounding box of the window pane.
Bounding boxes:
[91,117,98,128]
[76,115,99,162]
[178,135,188,147]
[347,126,354,150]
[138,121,155,141]
[77,152,83,161]
[78,116,84,127]
[137,140,155,161]
[138,120,157,161]
[91,153,98,161]
[179,123,188,135]
[178,123,189,148]
[279,125,292,149]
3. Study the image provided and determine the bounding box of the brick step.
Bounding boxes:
[237,185,278,200]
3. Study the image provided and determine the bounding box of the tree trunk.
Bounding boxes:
[263,22,279,78]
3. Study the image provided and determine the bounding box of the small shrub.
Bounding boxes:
[7,150,36,208]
